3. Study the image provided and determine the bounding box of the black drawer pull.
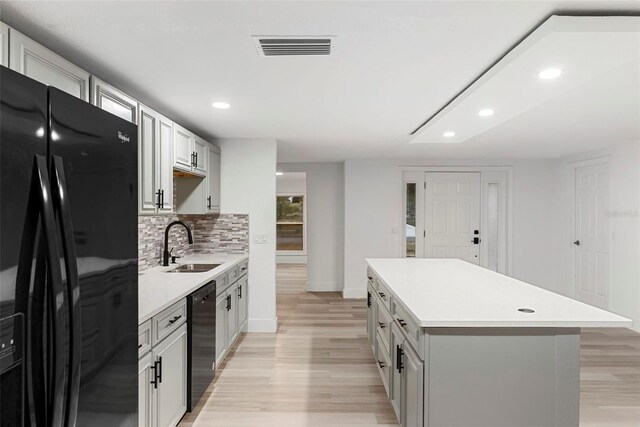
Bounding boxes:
[378,322,386,329]
[396,345,404,373]
[138,344,142,349]
[378,292,386,298]
[168,315,182,325]
[397,318,407,327]
[150,361,159,388]
[377,360,386,369]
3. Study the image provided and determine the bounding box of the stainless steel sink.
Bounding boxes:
[165,263,221,273]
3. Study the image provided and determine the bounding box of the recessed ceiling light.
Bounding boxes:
[212,102,230,109]
[443,131,455,138]
[538,68,562,80]
[276,172,284,176]
[478,109,494,117]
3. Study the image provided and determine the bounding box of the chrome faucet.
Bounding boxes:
[163,221,194,266]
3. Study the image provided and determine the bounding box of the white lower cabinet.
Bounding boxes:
[138,352,153,427]
[371,277,425,427]
[154,324,188,427]
[402,341,424,427]
[215,269,249,367]
[139,304,188,427]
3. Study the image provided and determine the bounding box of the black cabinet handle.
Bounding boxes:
[207,195,212,210]
[202,295,209,302]
[472,237,480,244]
[157,356,162,383]
[238,285,242,299]
[138,344,142,349]
[241,267,247,271]
[160,189,164,209]
[377,360,386,369]
[367,292,371,308]
[574,240,581,246]
[150,361,159,388]
[378,292,386,298]
[168,315,182,325]
[396,345,404,373]
[397,318,407,327]
[226,295,231,311]
[378,322,386,329]
[155,189,162,208]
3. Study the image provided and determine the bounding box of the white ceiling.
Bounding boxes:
[1,1,639,162]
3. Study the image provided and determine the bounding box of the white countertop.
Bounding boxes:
[366,258,631,328]
[138,253,248,324]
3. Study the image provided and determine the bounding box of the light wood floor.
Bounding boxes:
[180,264,640,427]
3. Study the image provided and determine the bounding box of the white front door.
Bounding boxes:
[424,172,481,264]
[574,162,609,309]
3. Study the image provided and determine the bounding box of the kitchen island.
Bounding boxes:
[365,258,631,427]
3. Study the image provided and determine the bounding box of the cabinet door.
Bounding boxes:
[173,124,193,172]
[215,292,228,365]
[138,104,158,214]
[90,76,138,123]
[402,342,424,427]
[237,276,248,329]
[226,285,238,346]
[390,324,403,423]
[138,352,153,427]
[0,22,8,67]
[207,145,221,212]
[366,286,377,350]
[9,28,89,100]
[192,135,208,176]
[157,115,174,213]
[154,323,188,427]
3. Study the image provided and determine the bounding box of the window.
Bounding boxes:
[276,195,305,252]
[406,183,416,257]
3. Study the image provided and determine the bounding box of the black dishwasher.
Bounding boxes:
[187,280,216,411]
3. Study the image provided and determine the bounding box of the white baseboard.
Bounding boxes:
[247,317,278,333]
[306,281,343,292]
[342,288,366,299]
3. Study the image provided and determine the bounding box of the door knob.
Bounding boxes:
[573,240,580,246]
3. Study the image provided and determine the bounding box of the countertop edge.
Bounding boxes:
[138,254,248,324]
[366,258,633,329]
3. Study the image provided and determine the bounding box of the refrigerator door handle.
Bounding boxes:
[15,156,69,427]
[52,156,82,427]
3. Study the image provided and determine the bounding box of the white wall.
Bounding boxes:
[342,158,564,299]
[561,141,640,332]
[276,172,306,194]
[278,163,345,291]
[220,139,278,333]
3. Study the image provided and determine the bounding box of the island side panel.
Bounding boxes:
[424,327,580,427]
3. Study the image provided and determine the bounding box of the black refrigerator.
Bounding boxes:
[0,66,138,426]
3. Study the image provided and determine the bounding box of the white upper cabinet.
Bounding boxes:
[9,27,89,100]
[0,22,8,67]
[139,103,174,215]
[192,135,208,176]
[157,115,174,213]
[206,144,221,213]
[173,124,193,173]
[90,76,138,123]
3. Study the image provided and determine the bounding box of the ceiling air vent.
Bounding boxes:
[252,36,334,57]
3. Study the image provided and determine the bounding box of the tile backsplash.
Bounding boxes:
[138,213,249,271]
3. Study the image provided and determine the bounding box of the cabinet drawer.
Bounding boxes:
[392,300,420,353]
[215,273,228,295]
[152,299,187,346]
[138,319,152,357]
[375,280,391,312]
[375,331,391,397]
[366,269,377,292]
[238,260,248,278]
[376,303,392,356]
[227,265,239,284]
